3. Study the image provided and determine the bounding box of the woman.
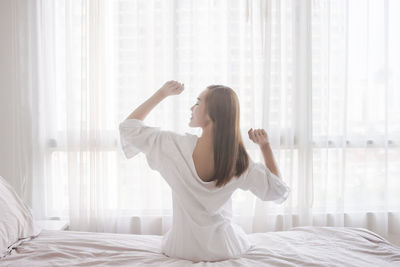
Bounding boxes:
[119,80,291,262]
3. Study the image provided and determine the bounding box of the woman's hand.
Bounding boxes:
[248,128,270,147]
[158,80,185,97]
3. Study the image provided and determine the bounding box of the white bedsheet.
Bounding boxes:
[1,226,399,266]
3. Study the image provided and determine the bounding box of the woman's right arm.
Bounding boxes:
[241,128,290,203]
[259,142,281,178]
[248,128,281,178]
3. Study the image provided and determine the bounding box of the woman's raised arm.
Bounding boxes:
[125,80,184,121]
[248,128,281,178]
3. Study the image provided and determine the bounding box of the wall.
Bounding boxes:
[0,0,16,188]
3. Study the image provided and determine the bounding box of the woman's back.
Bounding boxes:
[192,138,215,182]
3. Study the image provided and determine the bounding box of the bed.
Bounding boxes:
[1,175,399,266]
[1,225,400,266]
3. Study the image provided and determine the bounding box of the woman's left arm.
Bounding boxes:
[125,80,184,121]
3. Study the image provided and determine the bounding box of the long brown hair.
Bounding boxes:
[205,85,249,187]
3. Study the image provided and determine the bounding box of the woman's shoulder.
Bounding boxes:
[164,131,198,150]
[183,132,198,141]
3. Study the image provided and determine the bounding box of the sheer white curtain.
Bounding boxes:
[11,0,400,239]
[311,0,400,238]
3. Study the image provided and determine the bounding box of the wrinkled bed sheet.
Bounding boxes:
[1,226,399,266]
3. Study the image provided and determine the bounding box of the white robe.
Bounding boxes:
[119,118,291,262]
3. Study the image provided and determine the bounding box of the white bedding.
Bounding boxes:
[1,226,399,266]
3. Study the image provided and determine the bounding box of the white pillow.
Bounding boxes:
[0,175,42,258]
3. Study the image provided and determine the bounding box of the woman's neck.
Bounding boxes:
[199,123,214,146]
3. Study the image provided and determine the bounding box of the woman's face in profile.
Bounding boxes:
[189,89,212,128]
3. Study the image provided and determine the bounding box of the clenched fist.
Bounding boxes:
[248,128,270,147]
[158,80,185,97]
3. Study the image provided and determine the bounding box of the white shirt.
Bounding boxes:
[119,118,291,262]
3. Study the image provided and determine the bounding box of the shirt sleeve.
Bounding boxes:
[239,158,291,204]
[119,118,174,172]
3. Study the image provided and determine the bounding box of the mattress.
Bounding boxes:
[1,226,399,266]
